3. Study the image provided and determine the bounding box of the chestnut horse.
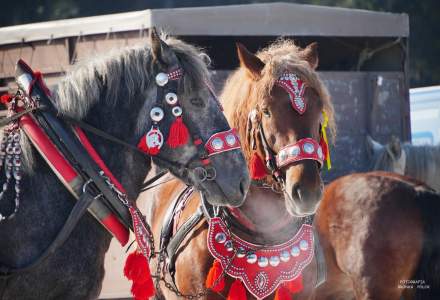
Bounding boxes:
[142,39,336,299]
[311,171,440,300]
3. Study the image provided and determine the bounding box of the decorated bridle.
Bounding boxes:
[136,63,241,183]
[249,72,331,189]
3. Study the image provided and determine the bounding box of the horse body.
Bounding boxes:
[0,31,249,299]
[309,171,440,300]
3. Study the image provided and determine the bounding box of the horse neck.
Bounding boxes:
[79,92,153,200]
[232,185,303,244]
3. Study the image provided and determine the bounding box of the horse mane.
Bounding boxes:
[53,34,210,120]
[403,143,440,184]
[221,38,336,160]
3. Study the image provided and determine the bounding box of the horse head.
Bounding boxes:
[222,41,335,217]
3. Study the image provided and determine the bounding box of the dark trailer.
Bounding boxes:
[0,2,409,184]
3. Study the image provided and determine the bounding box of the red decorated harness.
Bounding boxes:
[158,72,328,299]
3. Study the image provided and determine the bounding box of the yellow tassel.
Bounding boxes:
[321,111,331,170]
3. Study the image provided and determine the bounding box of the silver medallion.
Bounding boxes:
[269,256,280,267]
[300,240,309,251]
[225,134,237,146]
[211,138,224,150]
[171,106,183,117]
[165,92,178,105]
[150,107,164,122]
[303,142,315,154]
[155,72,168,86]
[225,240,234,252]
[237,247,246,258]
[257,256,269,268]
[291,246,300,257]
[215,232,226,244]
[280,250,290,262]
[246,252,257,264]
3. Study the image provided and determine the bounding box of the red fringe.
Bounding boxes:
[124,251,155,300]
[249,152,267,180]
[227,279,247,300]
[274,285,292,300]
[167,116,189,148]
[205,260,225,292]
[284,275,303,295]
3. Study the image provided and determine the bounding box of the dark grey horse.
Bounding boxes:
[0,31,249,299]
[367,135,440,191]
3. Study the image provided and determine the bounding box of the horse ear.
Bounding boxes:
[236,43,265,80]
[366,135,384,159]
[149,27,177,67]
[388,135,402,158]
[301,42,319,70]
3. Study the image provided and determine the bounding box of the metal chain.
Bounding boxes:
[152,248,236,299]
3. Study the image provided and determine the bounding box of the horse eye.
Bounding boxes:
[262,108,271,117]
[190,97,205,107]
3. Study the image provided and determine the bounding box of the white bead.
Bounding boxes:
[155,72,168,86]
[165,92,178,105]
[150,107,164,122]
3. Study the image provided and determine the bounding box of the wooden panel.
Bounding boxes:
[0,39,69,78]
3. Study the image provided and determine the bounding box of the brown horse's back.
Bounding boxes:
[313,171,440,300]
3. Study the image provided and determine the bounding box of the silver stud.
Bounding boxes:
[279,150,287,161]
[246,252,257,264]
[172,106,183,117]
[300,240,309,251]
[303,142,315,154]
[317,147,323,159]
[269,256,280,267]
[155,72,168,86]
[150,107,164,122]
[225,134,237,146]
[165,92,178,105]
[237,247,246,258]
[280,250,290,262]
[211,138,224,150]
[215,233,226,244]
[225,240,234,252]
[291,246,300,257]
[258,256,269,268]
[290,145,300,157]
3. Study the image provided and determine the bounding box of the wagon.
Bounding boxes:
[0,3,409,298]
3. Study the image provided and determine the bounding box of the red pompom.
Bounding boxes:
[167,116,189,148]
[249,152,267,180]
[124,251,155,299]
[284,275,303,295]
[205,260,225,292]
[0,94,12,104]
[274,285,292,300]
[227,279,247,300]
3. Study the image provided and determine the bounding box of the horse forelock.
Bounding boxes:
[221,38,336,161]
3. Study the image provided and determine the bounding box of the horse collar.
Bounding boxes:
[207,216,314,299]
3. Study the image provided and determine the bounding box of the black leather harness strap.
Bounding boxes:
[0,191,97,277]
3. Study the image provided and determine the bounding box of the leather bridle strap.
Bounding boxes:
[0,190,97,277]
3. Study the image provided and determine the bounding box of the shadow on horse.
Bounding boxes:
[0,30,249,299]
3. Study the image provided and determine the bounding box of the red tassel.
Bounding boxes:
[0,94,12,104]
[124,251,155,300]
[167,116,189,148]
[249,152,267,180]
[274,285,292,300]
[284,275,303,295]
[205,260,225,292]
[227,279,247,300]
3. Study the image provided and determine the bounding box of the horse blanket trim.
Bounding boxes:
[207,217,314,299]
